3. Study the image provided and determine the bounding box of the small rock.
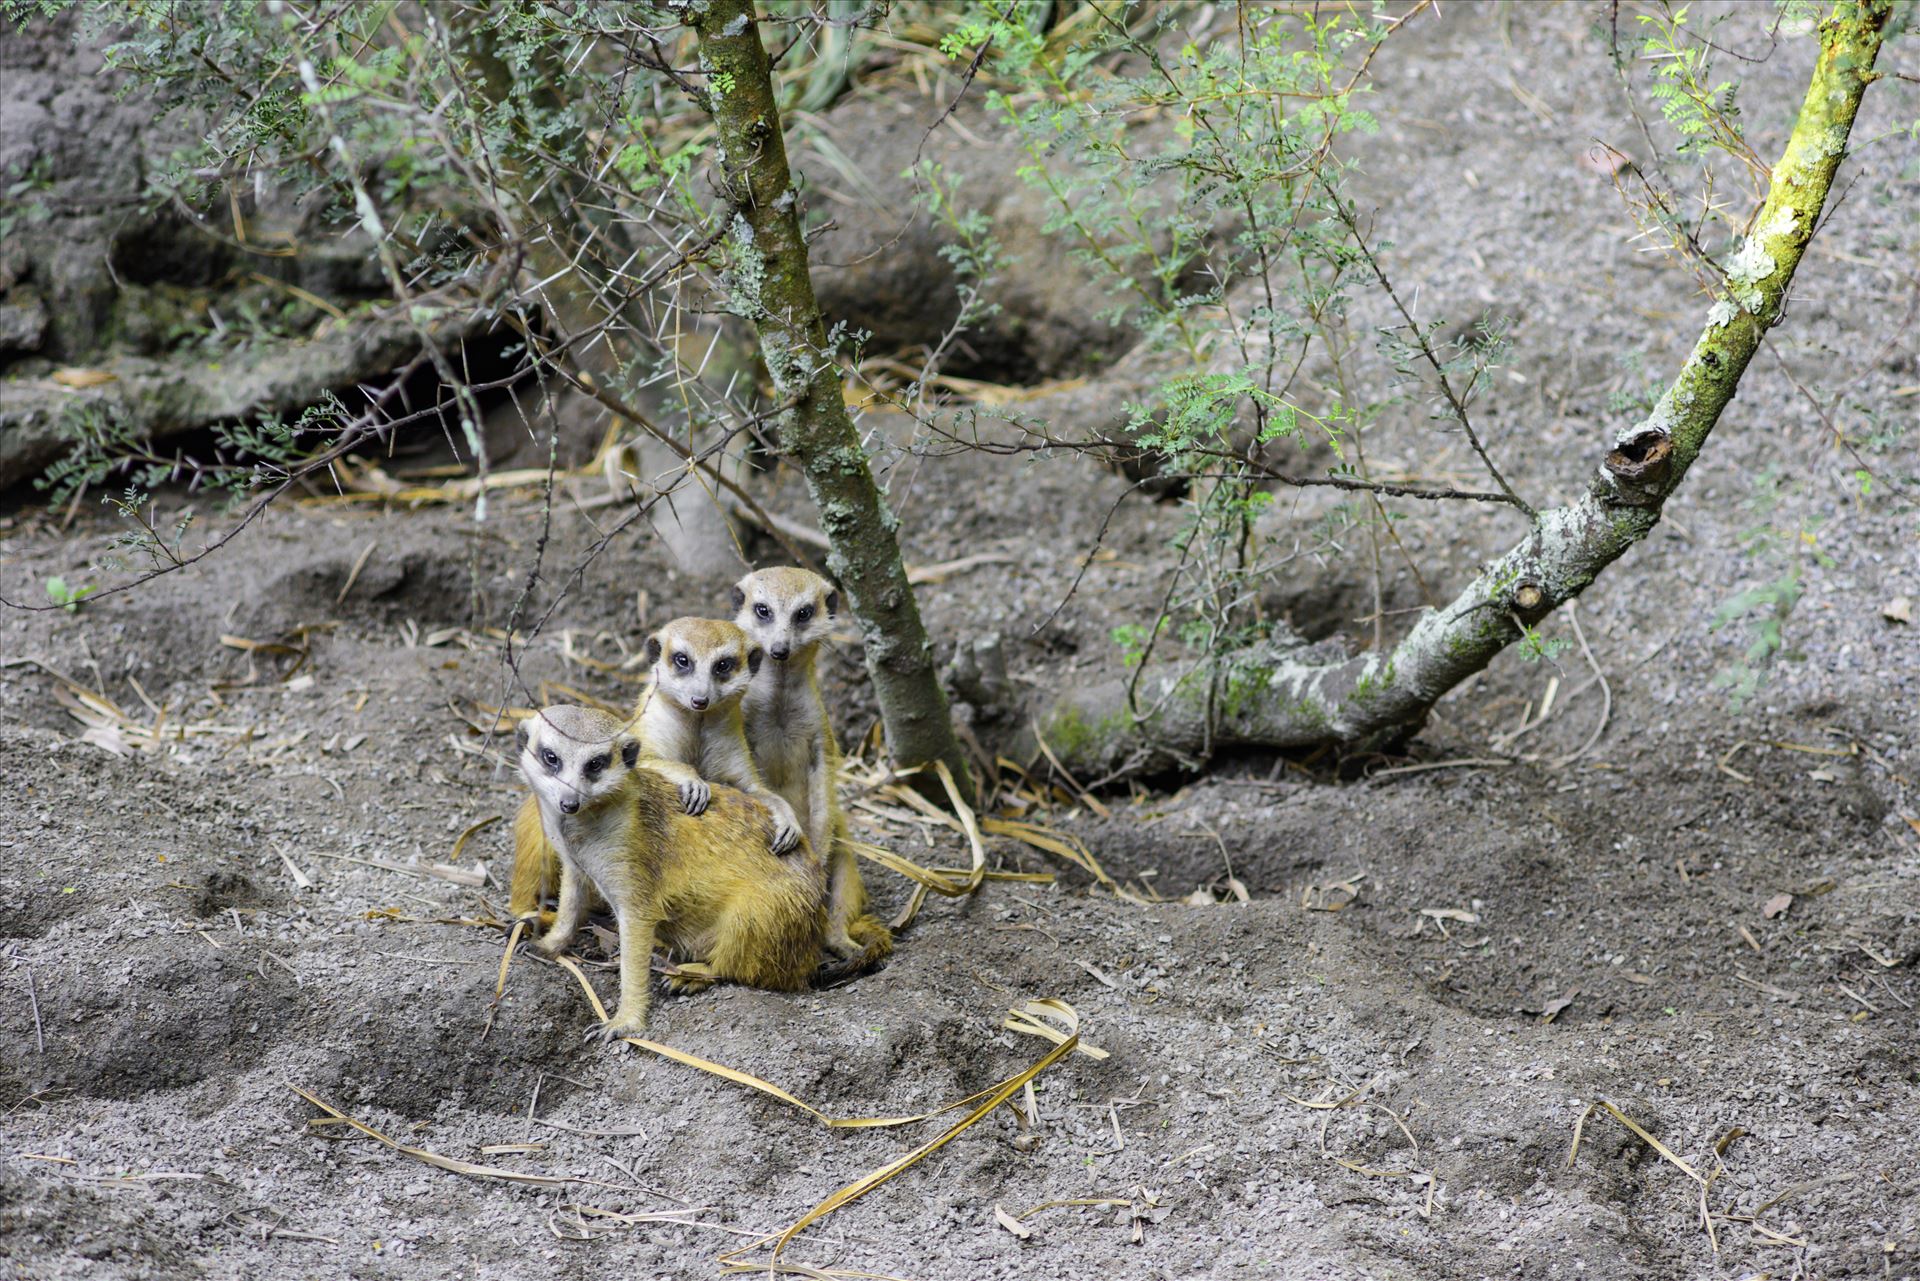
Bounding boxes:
[0,289,49,352]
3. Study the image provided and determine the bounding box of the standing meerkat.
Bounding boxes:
[732,567,893,967]
[517,704,825,1039]
[635,616,803,856]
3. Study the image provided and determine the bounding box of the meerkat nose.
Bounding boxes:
[690,695,710,710]
[559,797,580,814]
[770,645,790,661]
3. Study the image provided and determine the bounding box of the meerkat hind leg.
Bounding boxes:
[705,890,820,993]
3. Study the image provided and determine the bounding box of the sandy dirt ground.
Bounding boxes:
[3,4,1917,1279]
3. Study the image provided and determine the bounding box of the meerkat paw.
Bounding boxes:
[587,1012,648,1044]
[662,960,717,995]
[678,779,711,815]
[770,818,803,856]
[532,935,571,959]
[824,929,862,960]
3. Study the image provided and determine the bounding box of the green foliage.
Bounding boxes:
[1638,6,1745,162]
[930,3,1409,695]
[1514,625,1570,665]
[43,576,96,613]
[1708,469,1834,710]
[36,392,353,573]
[0,155,56,239]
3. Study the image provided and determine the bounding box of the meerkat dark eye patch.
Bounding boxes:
[672,651,691,671]
[541,748,560,771]
[794,605,814,624]
[585,754,608,776]
[713,657,735,677]
[754,602,772,621]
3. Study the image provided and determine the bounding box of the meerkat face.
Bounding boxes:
[730,567,839,665]
[645,617,762,713]
[518,705,640,816]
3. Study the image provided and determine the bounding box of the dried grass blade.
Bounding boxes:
[765,1002,1087,1257]
[495,918,525,1001]
[549,955,997,1129]
[1017,1197,1134,1218]
[980,818,1133,899]
[288,1085,571,1186]
[452,815,502,863]
[1029,721,1112,818]
[535,681,627,716]
[1588,1100,1706,1186]
[1004,998,1109,1060]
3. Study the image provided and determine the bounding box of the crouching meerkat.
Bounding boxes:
[517,704,826,1039]
[732,567,894,968]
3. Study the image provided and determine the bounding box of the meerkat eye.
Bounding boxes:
[672,651,691,671]
[584,754,608,776]
[753,602,772,621]
[540,748,559,769]
[794,605,814,624]
[714,657,735,677]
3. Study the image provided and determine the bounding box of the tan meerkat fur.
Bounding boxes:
[517,704,825,1039]
[731,567,893,967]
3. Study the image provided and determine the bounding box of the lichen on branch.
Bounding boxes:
[1037,0,1896,779]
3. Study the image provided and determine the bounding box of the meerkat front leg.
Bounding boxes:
[535,854,589,957]
[593,905,659,1042]
[751,787,804,856]
[644,757,711,816]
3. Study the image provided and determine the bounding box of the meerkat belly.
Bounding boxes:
[751,730,815,826]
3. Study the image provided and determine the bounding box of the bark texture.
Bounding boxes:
[1038,0,1894,779]
[687,0,971,789]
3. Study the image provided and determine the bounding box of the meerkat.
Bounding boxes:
[636,616,803,854]
[510,617,802,923]
[731,567,893,967]
[517,704,825,1039]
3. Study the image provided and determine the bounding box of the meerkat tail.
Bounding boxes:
[509,794,561,924]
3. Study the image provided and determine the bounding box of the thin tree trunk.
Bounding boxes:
[688,0,972,791]
[1036,0,1894,779]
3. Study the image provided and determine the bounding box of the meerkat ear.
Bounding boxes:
[729,583,746,613]
[824,589,839,618]
[620,737,640,769]
[514,719,532,755]
[645,634,662,666]
[747,645,764,675]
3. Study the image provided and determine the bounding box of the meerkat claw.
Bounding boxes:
[587,1019,643,1045]
[679,779,711,815]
